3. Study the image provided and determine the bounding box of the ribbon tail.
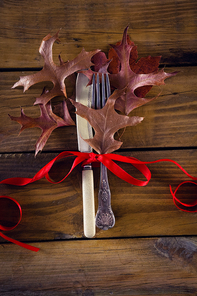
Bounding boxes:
[0,232,39,252]
[170,182,197,212]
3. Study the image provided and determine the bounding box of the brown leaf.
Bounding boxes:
[9,100,74,155]
[12,31,100,105]
[71,90,143,154]
[110,26,177,114]
[82,27,177,115]
[91,52,111,73]
[108,34,137,74]
[80,52,111,86]
[114,68,176,114]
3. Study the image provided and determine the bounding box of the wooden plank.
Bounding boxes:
[1,1,196,294]
[0,66,196,153]
[0,237,197,295]
[0,0,197,68]
[0,149,196,242]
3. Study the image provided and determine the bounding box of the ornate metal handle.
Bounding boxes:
[95,163,115,230]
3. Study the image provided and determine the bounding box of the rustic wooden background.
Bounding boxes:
[0,0,197,295]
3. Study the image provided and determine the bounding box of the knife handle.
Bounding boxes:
[82,164,95,238]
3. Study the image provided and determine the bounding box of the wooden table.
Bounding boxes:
[0,0,197,294]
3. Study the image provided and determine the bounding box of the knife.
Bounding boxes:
[75,73,95,238]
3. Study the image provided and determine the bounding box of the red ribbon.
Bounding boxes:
[0,151,197,251]
[0,196,39,252]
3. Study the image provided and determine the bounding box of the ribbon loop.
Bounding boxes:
[170,181,197,212]
[0,196,22,231]
[0,196,39,252]
[98,154,151,186]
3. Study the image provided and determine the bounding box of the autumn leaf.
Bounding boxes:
[12,31,100,106]
[9,97,74,155]
[10,31,99,154]
[108,34,137,75]
[109,26,177,114]
[114,67,176,114]
[109,37,161,98]
[82,27,177,115]
[10,27,177,155]
[91,51,111,74]
[130,55,161,98]
[71,89,144,154]
[78,52,111,87]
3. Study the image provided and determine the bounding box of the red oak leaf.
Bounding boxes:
[79,52,111,86]
[108,32,161,99]
[81,27,176,115]
[91,52,111,73]
[109,26,177,114]
[71,89,144,154]
[108,35,137,74]
[11,32,98,154]
[131,55,161,98]
[12,31,100,106]
[9,98,74,155]
[108,34,159,75]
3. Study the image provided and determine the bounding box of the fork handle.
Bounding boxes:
[96,163,115,230]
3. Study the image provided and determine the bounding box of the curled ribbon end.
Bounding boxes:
[0,232,40,252]
[0,196,39,252]
[169,182,197,212]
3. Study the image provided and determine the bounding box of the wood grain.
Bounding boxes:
[0,66,197,153]
[0,149,196,242]
[0,0,197,294]
[0,237,197,295]
[0,0,197,68]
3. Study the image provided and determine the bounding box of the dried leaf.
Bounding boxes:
[12,31,100,105]
[10,28,177,155]
[108,34,137,74]
[91,52,111,73]
[11,31,99,154]
[109,27,177,114]
[9,99,74,155]
[71,90,144,154]
[82,27,177,115]
[114,68,176,114]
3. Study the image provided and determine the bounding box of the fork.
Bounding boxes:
[92,73,115,230]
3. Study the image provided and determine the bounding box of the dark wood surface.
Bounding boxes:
[0,0,197,295]
[1,237,197,296]
[1,0,197,68]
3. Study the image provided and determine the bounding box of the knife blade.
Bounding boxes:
[76,73,95,238]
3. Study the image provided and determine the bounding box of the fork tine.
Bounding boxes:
[106,73,111,98]
[91,73,96,109]
[101,73,105,108]
[96,73,101,109]
[93,73,111,110]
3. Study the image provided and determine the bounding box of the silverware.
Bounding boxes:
[76,73,95,238]
[92,73,115,230]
